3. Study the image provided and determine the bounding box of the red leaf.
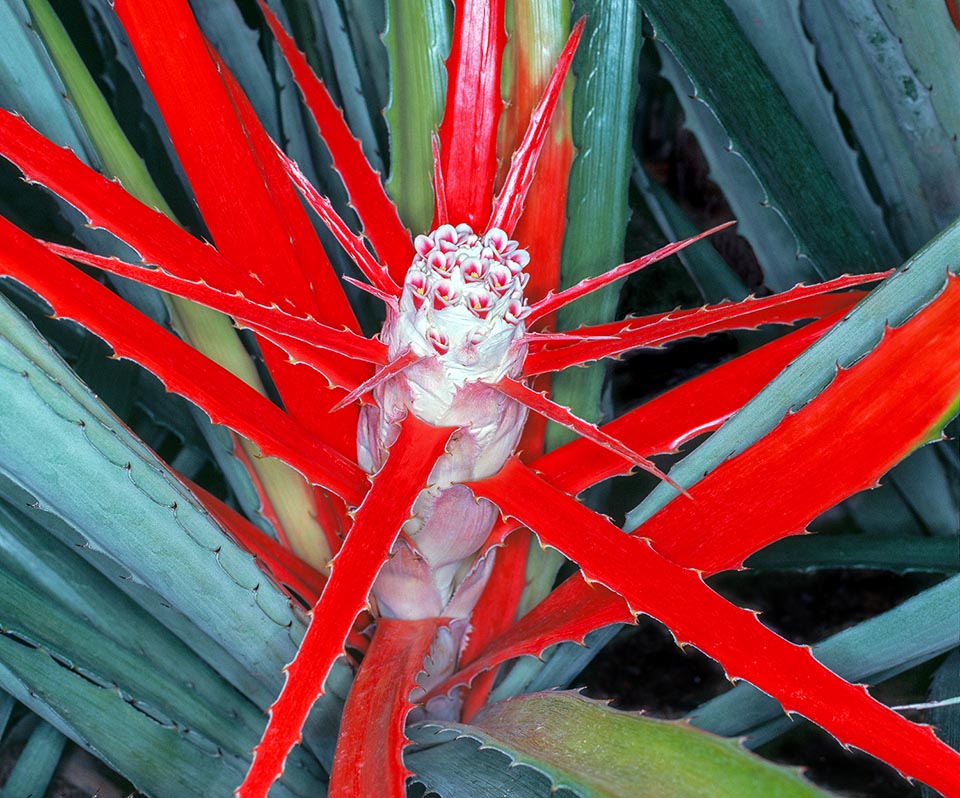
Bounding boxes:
[329,618,444,798]
[525,221,735,323]
[496,9,575,309]
[241,324,378,392]
[238,416,453,798]
[0,111,258,298]
[437,0,506,229]
[494,377,682,490]
[637,272,960,573]
[429,576,629,707]
[275,144,401,297]
[113,0,351,324]
[0,217,367,505]
[204,42,367,456]
[457,528,531,721]
[486,19,584,237]
[115,0,370,458]
[523,274,882,375]
[43,243,386,368]
[471,462,960,797]
[534,314,841,491]
[332,350,424,411]
[428,318,836,699]
[256,0,415,282]
[440,280,960,705]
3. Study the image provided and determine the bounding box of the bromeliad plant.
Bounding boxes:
[0,1,958,797]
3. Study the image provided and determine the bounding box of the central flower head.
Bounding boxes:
[390,223,531,387]
[362,224,535,624]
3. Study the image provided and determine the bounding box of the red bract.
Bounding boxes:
[0,3,957,798]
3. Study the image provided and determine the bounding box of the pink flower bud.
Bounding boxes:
[434,224,459,251]
[461,257,486,282]
[407,272,428,309]
[427,250,450,275]
[484,227,509,252]
[507,249,530,272]
[414,234,435,258]
[466,289,494,319]
[427,328,449,354]
[432,279,459,309]
[505,298,530,324]
[486,264,513,295]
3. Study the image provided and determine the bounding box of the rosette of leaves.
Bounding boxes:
[0,1,957,797]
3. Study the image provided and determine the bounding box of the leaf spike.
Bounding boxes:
[237,416,453,798]
[522,330,620,344]
[526,221,736,323]
[522,273,885,376]
[486,17,585,236]
[256,0,415,278]
[437,0,507,229]
[493,377,690,496]
[431,135,449,227]
[343,275,400,311]
[272,140,401,297]
[186,479,328,605]
[44,241,388,367]
[331,350,424,411]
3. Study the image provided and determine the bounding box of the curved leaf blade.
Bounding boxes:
[471,463,960,797]
[629,216,960,530]
[240,417,452,798]
[640,0,895,282]
[330,617,443,798]
[411,691,832,798]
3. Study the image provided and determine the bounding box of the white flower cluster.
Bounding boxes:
[400,223,531,357]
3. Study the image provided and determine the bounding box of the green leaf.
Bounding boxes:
[722,0,895,259]
[641,0,896,288]
[0,566,325,796]
[0,719,66,798]
[923,651,960,798]
[487,625,621,702]
[627,215,960,529]
[0,689,14,737]
[745,533,959,573]
[307,0,384,172]
[802,0,960,252]
[875,0,960,161]
[880,444,960,537]
[0,635,280,798]
[343,0,389,121]
[691,575,960,745]
[0,507,259,756]
[548,0,641,437]
[410,692,832,797]
[0,293,300,700]
[0,0,97,166]
[631,166,748,303]
[383,0,449,232]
